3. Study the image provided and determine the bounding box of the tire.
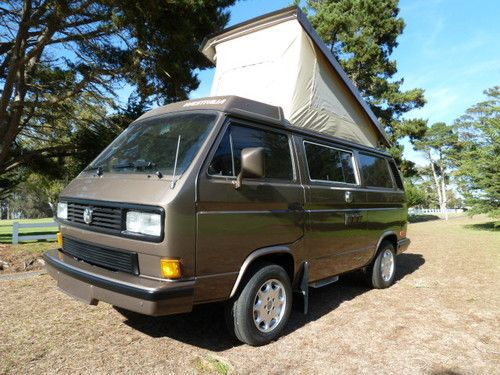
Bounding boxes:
[225,263,292,346]
[367,240,397,289]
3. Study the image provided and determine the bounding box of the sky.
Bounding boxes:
[189,0,500,165]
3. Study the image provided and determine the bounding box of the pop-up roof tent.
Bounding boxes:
[200,6,390,148]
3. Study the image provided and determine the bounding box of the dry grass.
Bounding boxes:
[1,216,499,374]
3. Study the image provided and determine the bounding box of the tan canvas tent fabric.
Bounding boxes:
[201,7,390,148]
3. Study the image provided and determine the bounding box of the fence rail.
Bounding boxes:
[409,208,464,215]
[12,221,59,244]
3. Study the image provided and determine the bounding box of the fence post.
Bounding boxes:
[12,222,19,245]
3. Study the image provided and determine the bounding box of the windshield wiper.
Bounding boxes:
[111,160,156,170]
[84,165,104,176]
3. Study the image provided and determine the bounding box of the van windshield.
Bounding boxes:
[85,112,218,176]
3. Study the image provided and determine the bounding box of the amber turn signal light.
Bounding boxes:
[160,259,182,279]
[57,232,63,248]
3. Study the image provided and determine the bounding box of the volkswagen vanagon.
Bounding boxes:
[44,96,410,346]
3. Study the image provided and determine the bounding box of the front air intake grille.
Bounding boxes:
[62,237,139,275]
[67,202,123,232]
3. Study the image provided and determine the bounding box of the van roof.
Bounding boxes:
[136,95,391,157]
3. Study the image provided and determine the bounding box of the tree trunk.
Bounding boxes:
[440,168,448,221]
[430,161,444,211]
[436,153,449,220]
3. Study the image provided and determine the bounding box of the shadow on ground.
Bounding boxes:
[464,221,498,231]
[124,253,425,351]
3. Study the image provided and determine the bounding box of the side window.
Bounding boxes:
[304,142,357,184]
[208,124,294,180]
[388,160,404,189]
[358,154,394,188]
[208,129,234,176]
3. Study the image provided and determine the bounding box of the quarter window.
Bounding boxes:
[358,154,394,188]
[388,160,404,189]
[208,124,294,180]
[304,142,357,184]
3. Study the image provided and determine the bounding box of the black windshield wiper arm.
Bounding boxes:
[111,160,156,170]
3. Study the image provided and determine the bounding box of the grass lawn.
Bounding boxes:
[0,217,58,245]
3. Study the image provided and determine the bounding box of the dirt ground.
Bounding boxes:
[1,216,499,375]
[0,244,46,274]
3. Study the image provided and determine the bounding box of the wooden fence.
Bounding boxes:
[12,221,59,244]
[409,208,464,215]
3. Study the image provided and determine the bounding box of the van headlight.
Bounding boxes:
[126,211,162,237]
[57,202,68,220]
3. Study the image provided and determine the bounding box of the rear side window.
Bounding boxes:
[388,160,404,189]
[358,154,394,188]
[208,123,293,180]
[304,142,357,184]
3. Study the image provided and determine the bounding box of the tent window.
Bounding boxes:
[304,141,357,184]
[208,124,293,180]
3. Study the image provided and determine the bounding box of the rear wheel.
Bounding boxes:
[367,240,396,289]
[225,263,292,346]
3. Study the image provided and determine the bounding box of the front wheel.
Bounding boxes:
[225,263,292,346]
[367,241,397,289]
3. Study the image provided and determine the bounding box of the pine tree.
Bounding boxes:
[413,123,458,220]
[453,87,500,217]
[304,0,426,173]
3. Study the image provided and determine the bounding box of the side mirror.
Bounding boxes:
[234,147,265,189]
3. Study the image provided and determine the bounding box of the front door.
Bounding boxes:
[195,119,305,301]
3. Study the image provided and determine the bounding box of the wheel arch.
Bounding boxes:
[229,246,295,298]
[376,231,398,254]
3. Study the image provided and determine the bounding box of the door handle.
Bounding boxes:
[345,211,363,225]
[345,191,353,203]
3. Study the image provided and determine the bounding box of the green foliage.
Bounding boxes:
[304,0,427,169]
[4,172,65,218]
[0,0,235,193]
[413,122,458,156]
[404,180,426,208]
[453,87,500,218]
[412,122,458,214]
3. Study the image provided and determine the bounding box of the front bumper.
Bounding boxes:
[44,249,194,316]
[397,238,411,254]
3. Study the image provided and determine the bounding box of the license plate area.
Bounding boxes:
[57,271,97,305]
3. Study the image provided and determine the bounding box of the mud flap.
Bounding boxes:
[296,261,309,314]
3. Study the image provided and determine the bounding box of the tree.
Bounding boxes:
[0,0,235,188]
[453,87,499,217]
[404,180,426,208]
[413,122,458,220]
[303,0,427,173]
[3,171,64,218]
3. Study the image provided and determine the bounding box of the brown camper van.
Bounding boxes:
[45,95,410,346]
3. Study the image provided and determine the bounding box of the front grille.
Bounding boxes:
[67,202,123,233]
[62,237,139,275]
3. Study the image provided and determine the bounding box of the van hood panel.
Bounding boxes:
[61,174,174,206]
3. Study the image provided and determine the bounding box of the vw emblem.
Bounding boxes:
[83,207,93,224]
